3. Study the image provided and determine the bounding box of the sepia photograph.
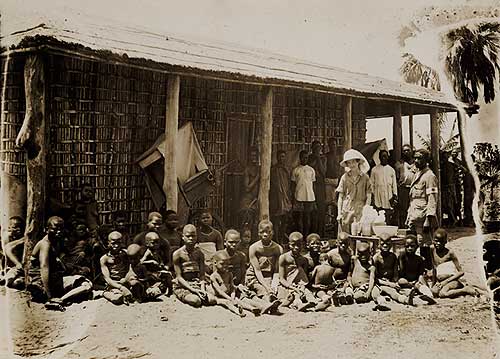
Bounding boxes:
[0,0,499,358]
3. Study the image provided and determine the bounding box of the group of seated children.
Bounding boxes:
[1,208,480,315]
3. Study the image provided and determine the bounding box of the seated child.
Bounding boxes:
[2,216,27,289]
[197,210,224,274]
[61,220,93,278]
[216,229,280,314]
[100,231,141,305]
[172,224,216,308]
[348,242,390,311]
[398,235,436,305]
[28,217,92,309]
[327,232,355,303]
[210,252,258,317]
[127,243,168,302]
[304,233,322,269]
[310,253,341,305]
[278,232,328,312]
[215,229,248,285]
[431,228,478,298]
[373,235,411,306]
[140,232,173,295]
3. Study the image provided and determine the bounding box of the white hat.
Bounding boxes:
[340,149,370,174]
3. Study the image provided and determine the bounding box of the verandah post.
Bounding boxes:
[430,108,442,223]
[393,102,402,163]
[164,75,180,212]
[258,86,273,221]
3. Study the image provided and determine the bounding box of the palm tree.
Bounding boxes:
[445,22,500,109]
[443,22,500,225]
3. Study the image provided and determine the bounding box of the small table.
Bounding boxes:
[348,235,406,254]
[348,235,379,254]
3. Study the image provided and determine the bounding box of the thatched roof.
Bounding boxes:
[2,18,456,109]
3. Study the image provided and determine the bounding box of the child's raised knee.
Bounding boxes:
[185,294,202,307]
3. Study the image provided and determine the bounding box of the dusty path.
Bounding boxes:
[1,228,498,359]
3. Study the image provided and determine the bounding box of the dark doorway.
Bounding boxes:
[224,117,255,228]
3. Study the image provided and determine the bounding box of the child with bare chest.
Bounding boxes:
[373,236,410,306]
[348,242,390,311]
[431,228,478,299]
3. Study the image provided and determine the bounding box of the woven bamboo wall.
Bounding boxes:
[179,77,260,221]
[2,51,366,233]
[47,54,166,230]
[273,88,366,163]
[0,55,26,178]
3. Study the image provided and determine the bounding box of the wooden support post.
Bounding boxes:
[259,86,273,221]
[15,54,47,275]
[430,108,442,223]
[343,96,352,152]
[393,103,402,163]
[164,75,180,211]
[409,113,414,149]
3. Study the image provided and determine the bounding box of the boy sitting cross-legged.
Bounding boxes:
[140,232,173,295]
[310,253,343,306]
[215,229,281,315]
[278,232,330,312]
[347,242,390,311]
[397,235,436,305]
[172,224,216,308]
[100,231,141,305]
[372,235,411,306]
[326,232,355,304]
[210,252,262,317]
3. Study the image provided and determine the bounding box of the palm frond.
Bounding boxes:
[400,53,441,90]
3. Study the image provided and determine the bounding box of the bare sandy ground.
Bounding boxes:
[1,228,498,359]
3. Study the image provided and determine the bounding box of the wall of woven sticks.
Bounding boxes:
[0,52,366,233]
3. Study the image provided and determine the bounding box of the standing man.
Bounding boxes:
[370,150,398,225]
[291,150,316,236]
[239,146,260,228]
[406,149,439,269]
[395,144,417,227]
[270,150,292,245]
[308,140,327,236]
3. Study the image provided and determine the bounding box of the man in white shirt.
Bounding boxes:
[370,150,398,224]
[291,150,316,236]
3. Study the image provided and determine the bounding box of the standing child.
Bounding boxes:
[336,149,372,234]
[348,242,390,311]
[370,149,398,225]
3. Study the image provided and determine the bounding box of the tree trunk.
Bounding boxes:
[18,54,47,278]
